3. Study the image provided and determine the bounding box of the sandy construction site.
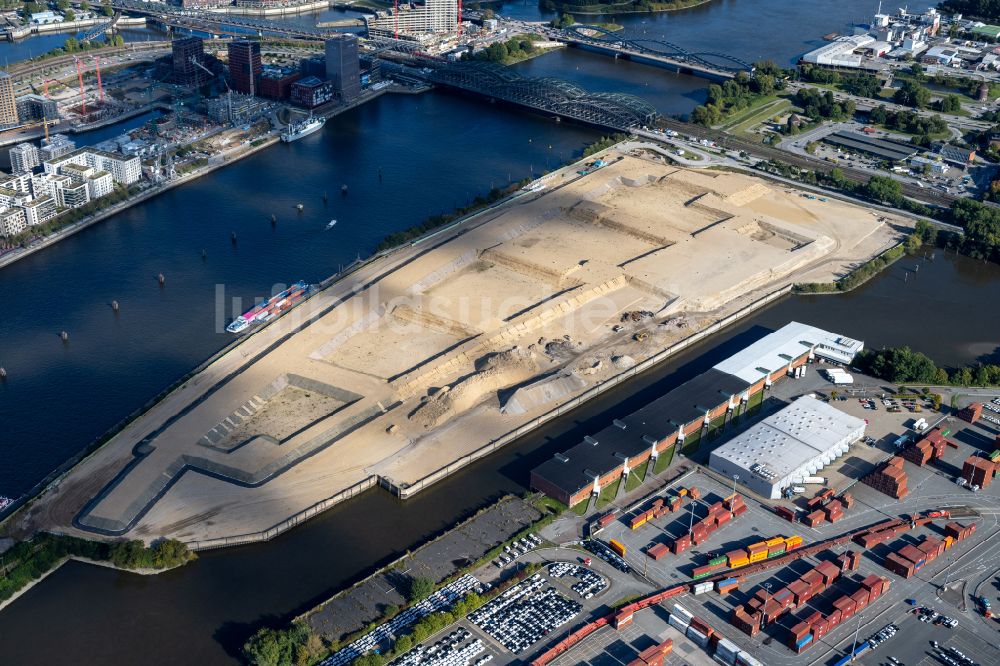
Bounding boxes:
[13,147,903,545]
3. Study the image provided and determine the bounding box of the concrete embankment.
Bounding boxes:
[0,87,392,273]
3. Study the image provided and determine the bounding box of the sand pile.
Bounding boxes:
[500,371,588,415]
[409,347,538,428]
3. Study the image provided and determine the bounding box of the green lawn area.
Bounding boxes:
[718,95,784,131]
[596,478,621,508]
[707,413,727,439]
[722,97,791,134]
[681,428,703,456]
[531,495,567,516]
[653,446,675,475]
[570,498,589,516]
[625,460,649,492]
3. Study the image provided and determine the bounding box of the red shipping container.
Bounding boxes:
[734,504,749,516]
[898,544,926,566]
[803,510,826,527]
[851,589,870,611]
[775,506,796,521]
[715,510,732,526]
[690,617,713,637]
[815,561,840,585]
[789,621,811,640]
[597,512,617,527]
[826,608,842,627]
[812,617,829,639]
[647,543,670,560]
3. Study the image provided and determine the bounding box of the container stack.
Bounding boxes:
[861,456,908,499]
[961,455,995,489]
[730,558,842,635]
[943,520,977,543]
[902,428,949,466]
[958,402,983,423]
[803,509,826,527]
[646,543,670,560]
[775,505,797,522]
[883,534,946,578]
[670,533,691,555]
[787,576,891,652]
[626,639,673,666]
[667,603,692,635]
[629,488,696,531]
[686,616,714,648]
[596,511,617,529]
[716,577,740,594]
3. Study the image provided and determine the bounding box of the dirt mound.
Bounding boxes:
[409,347,538,428]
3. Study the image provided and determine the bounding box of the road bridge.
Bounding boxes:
[558,25,753,82]
[425,61,658,131]
[109,0,337,39]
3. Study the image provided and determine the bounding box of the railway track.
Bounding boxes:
[658,118,957,208]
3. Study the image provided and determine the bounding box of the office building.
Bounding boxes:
[228,40,262,96]
[325,35,361,103]
[16,94,58,122]
[367,0,458,37]
[172,36,212,87]
[290,77,335,109]
[258,67,301,100]
[300,55,326,79]
[10,143,40,173]
[0,72,19,128]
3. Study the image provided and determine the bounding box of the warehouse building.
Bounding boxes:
[822,130,918,163]
[530,322,864,506]
[709,396,867,499]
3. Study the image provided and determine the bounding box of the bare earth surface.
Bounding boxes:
[10,147,904,545]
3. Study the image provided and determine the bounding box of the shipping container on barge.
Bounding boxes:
[226,280,311,333]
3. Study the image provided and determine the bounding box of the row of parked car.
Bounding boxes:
[547,562,608,599]
[388,628,491,666]
[469,573,582,654]
[323,574,481,666]
[937,644,980,666]
[586,539,631,573]
[493,533,541,569]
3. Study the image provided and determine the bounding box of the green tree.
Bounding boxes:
[910,62,925,79]
[63,9,74,21]
[894,80,930,108]
[937,94,963,114]
[407,576,435,603]
[864,175,903,205]
[80,0,90,10]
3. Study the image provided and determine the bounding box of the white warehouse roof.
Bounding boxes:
[712,321,864,384]
[710,396,866,499]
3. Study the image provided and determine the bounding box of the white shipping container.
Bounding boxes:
[672,603,694,621]
[668,615,689,633]
[712,652,736,666]
[802,476,826,484]
[716,638,740,655]
[735,651,764,666]
[687,627,710,648]
[693,582,713,595]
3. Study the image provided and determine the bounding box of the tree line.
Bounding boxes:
[1,534,193,604]
[689,62,789,126]
[858,345,1000,387]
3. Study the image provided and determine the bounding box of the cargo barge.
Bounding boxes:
[226,280,311,333]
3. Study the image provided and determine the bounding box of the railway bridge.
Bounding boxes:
[559,25,754,81]
[425,61,658,131]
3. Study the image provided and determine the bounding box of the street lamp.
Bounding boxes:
[849,613,864,662]
[731,474,740,516]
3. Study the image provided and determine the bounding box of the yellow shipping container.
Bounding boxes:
[609,539,627,557]
[677,488,688,497]
[631,518,647,530]
[749,551,767,563]
[786,535,804,546]
[944,535,954,549]
[729,556,750,568]
[765,537,786,548]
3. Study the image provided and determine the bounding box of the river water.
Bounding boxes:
[0,0,994,663]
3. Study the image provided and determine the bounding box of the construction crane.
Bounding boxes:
[74,57,87,115]
[191,57,237,123]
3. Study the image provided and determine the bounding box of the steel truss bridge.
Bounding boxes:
[561,25,754,79]
[427,62,658,131]
[81,11,123,42]
[109,0,335,39]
